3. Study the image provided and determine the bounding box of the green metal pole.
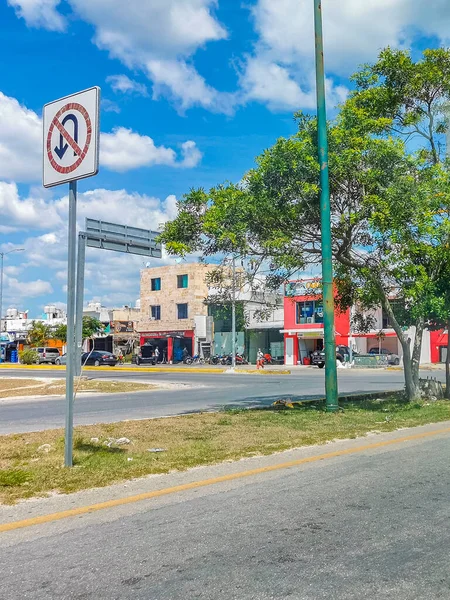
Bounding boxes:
[313,0,339,411]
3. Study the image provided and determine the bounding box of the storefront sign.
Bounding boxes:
[297,331,324,339]
[143,330,192,338]
[111,321,134,334]
[285,280,322,297]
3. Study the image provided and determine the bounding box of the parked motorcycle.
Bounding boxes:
[263,353,273,365]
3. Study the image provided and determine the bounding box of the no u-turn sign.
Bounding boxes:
[43,87,100,188]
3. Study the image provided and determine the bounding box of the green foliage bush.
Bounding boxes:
[19,349,39,365]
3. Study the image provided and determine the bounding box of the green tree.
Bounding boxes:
[52,323,67,343]
[81,316,103,339]
[161,48,450,401]
[26,320,53,347]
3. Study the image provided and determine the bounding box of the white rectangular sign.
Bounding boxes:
[43,87,100,188]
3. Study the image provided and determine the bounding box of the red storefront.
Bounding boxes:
[430,329,448,364]
[282,280,350,366]
[140,330,194,363]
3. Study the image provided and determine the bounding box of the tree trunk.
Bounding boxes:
[397,335,420,401]
[375,285,421,401]
[411,318,425,390]
[446,319,450,400]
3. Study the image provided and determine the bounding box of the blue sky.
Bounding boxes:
[1,0,449,317]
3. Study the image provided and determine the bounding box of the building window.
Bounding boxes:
[151,277,161,291]
[177,303,188,319]
[296,300,323,324]
[150,305,161,320]
[177,274,188,288]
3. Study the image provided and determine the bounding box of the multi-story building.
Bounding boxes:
[282,278,432,366]
[138,262,285,363]
[139,263,214,361]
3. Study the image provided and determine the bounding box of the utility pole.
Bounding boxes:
[313,0,339,411]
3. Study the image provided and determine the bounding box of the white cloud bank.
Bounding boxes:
[0,92,202,182]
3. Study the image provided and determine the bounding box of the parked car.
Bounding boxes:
[55,353,67,366]
[35,347,60,365]
[135,344,156,366]
[368,347,400,365]
[54,353,82,366]
[81,350,118,367]
[311,345,352,369]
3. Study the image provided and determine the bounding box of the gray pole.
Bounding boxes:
[231,255,236,369]
[65,180,77,467]
[75,232,86,377]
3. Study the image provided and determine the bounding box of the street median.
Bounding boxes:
[0,394,449,504]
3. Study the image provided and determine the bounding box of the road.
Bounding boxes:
[0,423,449,599]
[0,367,444,434]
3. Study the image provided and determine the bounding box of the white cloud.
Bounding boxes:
[0,182,62,231]
[179,140,203,168]
[240,0,450,112]
[67,0,230,112]
[240,57,315,111]
[100,127,202,171]
[7,0,66,31]
[147,59,235,114]
[250,0,450,75]
[101,98,121,113]
[100,128,176,171]
[6,276,53,298]
[69,0,226,63]
[4,187,183,310]
[106,75,149,97]
[0,92,203,182]
[240,56,348,112]
[0,92,41,182]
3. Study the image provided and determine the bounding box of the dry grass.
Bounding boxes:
[0,378,157,398]
[1,396,449,504]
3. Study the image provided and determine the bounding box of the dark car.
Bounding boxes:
[311,345,352,369]
[135,344,156,366]
[81,350,118,367]
[368,347,400,365]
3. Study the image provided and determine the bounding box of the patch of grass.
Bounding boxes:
[0,469,32,487]
[0,378,158,398]
[0,395,449,503]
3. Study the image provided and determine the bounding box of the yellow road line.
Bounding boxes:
[1,426,449,534]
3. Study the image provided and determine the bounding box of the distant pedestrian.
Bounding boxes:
[154,346,160,363]
[256,348,264,369]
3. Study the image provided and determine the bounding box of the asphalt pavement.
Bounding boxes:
[1,422,449,599]
[0,367,445,434]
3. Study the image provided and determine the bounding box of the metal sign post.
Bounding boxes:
[43,87,100,467]
[75,232,86,378]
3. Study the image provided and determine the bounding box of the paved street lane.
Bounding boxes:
[1,425,449,599]
[0,367,427,434]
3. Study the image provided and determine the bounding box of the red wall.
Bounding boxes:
[430,329,447,363]
[283,294,350,343]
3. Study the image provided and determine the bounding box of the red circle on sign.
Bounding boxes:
[46,102,92,174]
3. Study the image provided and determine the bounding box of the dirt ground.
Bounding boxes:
[0,377,157,398]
